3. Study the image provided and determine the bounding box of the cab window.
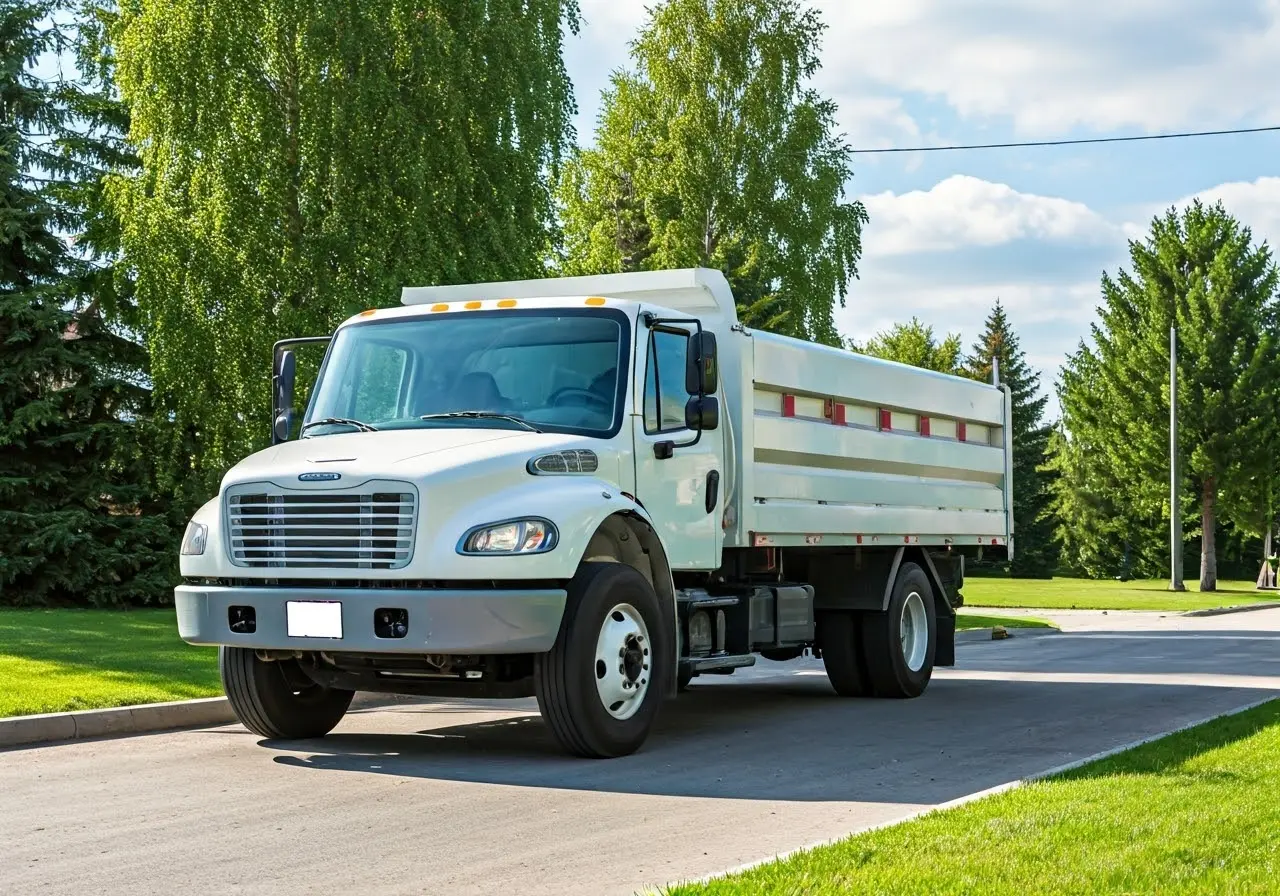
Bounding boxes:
[643,328,690,434]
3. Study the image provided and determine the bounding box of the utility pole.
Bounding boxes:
[1170,326,1185,591]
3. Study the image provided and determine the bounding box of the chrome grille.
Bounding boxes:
[227,485,416,569]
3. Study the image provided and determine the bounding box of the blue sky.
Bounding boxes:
[564,0,1280,419]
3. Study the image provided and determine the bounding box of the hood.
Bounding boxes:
[222,427,603,488]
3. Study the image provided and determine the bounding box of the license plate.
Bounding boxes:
[286,601,343,639]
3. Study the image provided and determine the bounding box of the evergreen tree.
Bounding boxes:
[1052,202,1280,589]
[553,0,868,346]
[963,300,1058,577]
[851,317,963,374]
[1,0,171,606]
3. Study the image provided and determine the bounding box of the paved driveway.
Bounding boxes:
[3,609,1279,896]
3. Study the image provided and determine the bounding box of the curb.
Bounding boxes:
[1182,602,1280,618]
[0,692,425,751]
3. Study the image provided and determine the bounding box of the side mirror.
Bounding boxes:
[685,331,718,396]
[684,395,720,431]
[272,349,297,444]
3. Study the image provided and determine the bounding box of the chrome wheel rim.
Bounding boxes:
[593,603,651,720]
[900,591,929,672]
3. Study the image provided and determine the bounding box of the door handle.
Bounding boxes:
[705,470,720,514]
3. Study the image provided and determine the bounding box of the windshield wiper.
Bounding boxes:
[300,417,380,435]
[420,411,542,433]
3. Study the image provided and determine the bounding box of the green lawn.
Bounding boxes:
[963,576,1279,612]
[955,610,1056,631]
[0,608,220,718]
[664,699,1280,896]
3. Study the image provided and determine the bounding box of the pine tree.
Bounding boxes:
[1052,202,1280,590]
[963,300,1058,577]
[1,0,172,606]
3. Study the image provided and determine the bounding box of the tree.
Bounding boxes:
[851,317,963,374]
[106,0,582,496]
[553,0,868,346]
[1,0,172,606]
[1052,201,1280,590]
[962,301,1057,577]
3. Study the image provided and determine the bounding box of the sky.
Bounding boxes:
[562,0,1280,420]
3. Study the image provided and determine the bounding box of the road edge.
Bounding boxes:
[0,692,425,750]
[654,694,1276,894]
[1182,601,1280,617]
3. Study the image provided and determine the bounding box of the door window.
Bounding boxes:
[643,328,691,434]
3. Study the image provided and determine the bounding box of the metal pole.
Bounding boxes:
[1170,326,1184,591]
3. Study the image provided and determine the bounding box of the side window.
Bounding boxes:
[643,328,691,433]
[351,342,409,422]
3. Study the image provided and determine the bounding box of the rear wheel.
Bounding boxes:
[860,562,937,698]
[219,647,354,739]
[535,562,668,758]
[818,611,871,697]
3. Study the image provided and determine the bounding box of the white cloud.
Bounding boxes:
[860,175,1123,256]
[814,0,1280,136]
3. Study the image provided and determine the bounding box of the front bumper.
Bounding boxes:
[174,584,567,654]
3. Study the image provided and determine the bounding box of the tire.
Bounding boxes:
[860,561,937,698]
[818,611,871,697]
[219,647,354,740]
[535,562,668,758]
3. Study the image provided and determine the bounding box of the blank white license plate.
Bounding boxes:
[286,601,343,639]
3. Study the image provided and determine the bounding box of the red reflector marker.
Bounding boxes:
[919,416,931,437]
[878,408,891,431]
[957,420,967,442]
[781,394,796,417]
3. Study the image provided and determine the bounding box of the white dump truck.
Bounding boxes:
[175,268,1013,758]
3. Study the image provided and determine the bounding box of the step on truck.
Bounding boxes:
[175,268,1013,758]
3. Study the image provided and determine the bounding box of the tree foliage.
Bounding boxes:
[962,301,1057,577]
[553,0,868,346]
[2,0,173,606]
[1051,201,1280,588]
[107,0,582,496]
[851,317,963,374]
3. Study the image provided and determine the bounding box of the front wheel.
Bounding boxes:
[535,562,668,758]
[220,647,354,739]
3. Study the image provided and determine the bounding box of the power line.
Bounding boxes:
[852,124,1280,154]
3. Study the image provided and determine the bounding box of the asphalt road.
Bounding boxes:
[4,609,1280,896]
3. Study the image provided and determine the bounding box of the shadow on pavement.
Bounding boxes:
[264,624,1280,804]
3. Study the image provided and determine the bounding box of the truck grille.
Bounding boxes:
[226,484,417,570]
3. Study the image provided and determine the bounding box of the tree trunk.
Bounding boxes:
[1200,477,1217,591]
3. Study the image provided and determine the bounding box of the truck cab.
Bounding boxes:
[176,268,1011,758]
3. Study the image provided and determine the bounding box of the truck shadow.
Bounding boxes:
[264,632,1280,804]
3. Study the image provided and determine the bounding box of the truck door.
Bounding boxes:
[631,317,724,571]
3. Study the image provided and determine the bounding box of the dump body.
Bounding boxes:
[739,329,1012,551]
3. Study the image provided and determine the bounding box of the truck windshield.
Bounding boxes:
[303,309,629,438]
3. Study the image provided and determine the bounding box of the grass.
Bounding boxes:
[955,610,1056,631]
[963,576,1280,612]
[0,608,221,718]
[664,699,1280,896]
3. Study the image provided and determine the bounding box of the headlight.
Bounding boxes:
[458,518,557,555]
[180,521,208,556]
